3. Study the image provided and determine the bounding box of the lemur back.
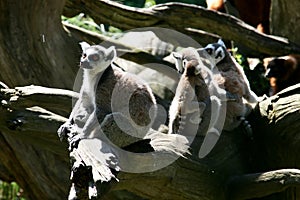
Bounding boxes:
[95,63,157,130]
[198,39,258,103]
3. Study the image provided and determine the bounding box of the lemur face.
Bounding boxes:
[171,47,200,73]
[197,39,226,66]
[184,59,202,76]
[79,42,116,72]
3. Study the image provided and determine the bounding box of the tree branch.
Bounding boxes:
[64,0,300,56]
[227,169,300,199]
[63,22,176,71]
[1,85,78,116]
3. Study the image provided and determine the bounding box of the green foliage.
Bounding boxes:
[62,14,102,34]
[0,181,26,200]
[145,0,156,7]
[62,14,123,37]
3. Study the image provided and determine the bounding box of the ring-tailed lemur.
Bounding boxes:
[197,39,258,131]
[57,42,117,148]
[58,42,158,149]
[169,48,228,157]
[169,48,225,136]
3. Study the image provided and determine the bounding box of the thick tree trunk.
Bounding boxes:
[0,1,78,199]
[0,0,78,88]
[270,0,300,45]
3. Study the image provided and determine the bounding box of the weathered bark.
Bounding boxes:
[63,22,175,70]
[0,0,78,89]
[1,83,300,200]
[0,86,71,199]
[0,1,77,199]
[63,0,300,56]
[228,169,300,200]
[248,84,300,200]
[270,0,300,45]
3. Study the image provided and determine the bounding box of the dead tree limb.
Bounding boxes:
[64,0,300,56]
[1,85,78,116]
[227,169,300,200]
[63,22,175,70]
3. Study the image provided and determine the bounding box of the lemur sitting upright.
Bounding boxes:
[264,54,300,95]
[57,42,117,147]
[197,39,258,131]
[170,47,227,158]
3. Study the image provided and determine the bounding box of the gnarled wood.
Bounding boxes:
[228,169,300,200]
[64,0,300,56]
[1,84,300,199]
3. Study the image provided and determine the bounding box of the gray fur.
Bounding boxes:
[94,63,157,140]
[169,48,224,138]
[57,43,117,144]
[197,40,258,130]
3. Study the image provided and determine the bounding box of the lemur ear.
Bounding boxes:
[171,52,182,60]
[105,46,116,61]
[217,39,226,48]
[171,52,184,73]
[79,41,90,52]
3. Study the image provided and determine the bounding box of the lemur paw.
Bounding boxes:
[57,122,73,141]
[240,117,253,139]
[68,134,82,151]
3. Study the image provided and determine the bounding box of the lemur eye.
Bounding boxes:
[82,53,87,59]
[182,59,187,67]
[88,54,100,61]
[216,51,222,59]
[206,48,213,55]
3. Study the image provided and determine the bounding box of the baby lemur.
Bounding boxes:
[197,39,258,131]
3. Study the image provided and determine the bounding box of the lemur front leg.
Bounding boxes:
[57,99,82,141]
[57,111,75,141]
[68,110,98,150]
